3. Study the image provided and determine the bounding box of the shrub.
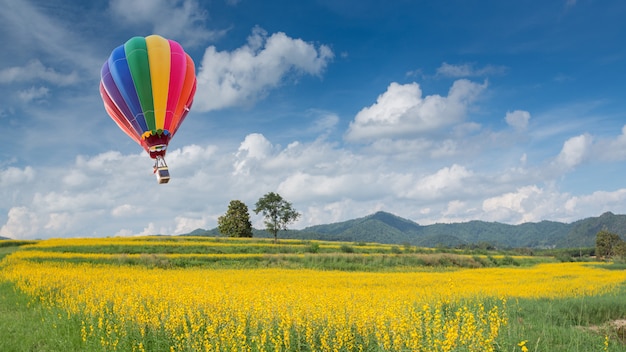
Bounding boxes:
[340,244,355,253]
[306,242,320,253]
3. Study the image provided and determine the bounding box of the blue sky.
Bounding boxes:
[1,0,626,239]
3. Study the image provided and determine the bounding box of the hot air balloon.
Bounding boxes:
[100,35,197,184]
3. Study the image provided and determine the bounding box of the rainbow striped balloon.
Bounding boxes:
[100,35,197,159]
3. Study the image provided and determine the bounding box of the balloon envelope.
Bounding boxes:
[100,35,196,158]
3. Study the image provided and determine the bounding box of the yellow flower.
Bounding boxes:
[518,340,529,352]
[3,236,626,351]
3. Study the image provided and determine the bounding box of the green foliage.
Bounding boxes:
[0,240,37,248]
[596,229,625,259]
[254,192,300,243]
[217,200,253,238]
[615,241,626,258]
[340,244,355,253]
[305,242,320,253]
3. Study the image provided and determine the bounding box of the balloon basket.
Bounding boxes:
[154,156,170,184]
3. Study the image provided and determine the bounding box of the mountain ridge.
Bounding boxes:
[186,211,626,248]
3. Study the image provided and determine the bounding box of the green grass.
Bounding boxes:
[0,246,81,351]
[0,281,84,352]
[0,245,83,351]
[0,247,17,261]
[502,285,626,351]
[18,251,551,271]
[16,235,556,270]
[0,240,37,249]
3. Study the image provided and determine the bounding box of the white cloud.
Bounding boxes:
[436,62,507,78]
[233,133,275,175]
[483,185,541,222]
[174,216,208,234]
[403,164,474,200]
[108,0,223,47]
[277,172,389,203]
[309,112,339,134]
[195,26,334,111]
[17,86,49,103]
[112,204,144,218]
[136,223,163,237]
[0,1,103,73]
[0,60,79,86]
[565,189,626,214]
[598,125,626,161]
[2,127,626,239]
[553,134,592,169]
[481,185,575,224]
[345,80,487,141]
[505,110,530,130]
[0,207,40,239]
[44,213,73,232]
[0,166,34,185]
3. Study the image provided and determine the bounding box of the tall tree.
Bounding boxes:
[595,229,623,259]
[218,200,253,237]
[254,192,300,243]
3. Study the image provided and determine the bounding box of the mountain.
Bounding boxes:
[185,211,626,249]
[304,211,421,243]
[301,212,574,248]
[556,211,626,247]
[420,220,572,248]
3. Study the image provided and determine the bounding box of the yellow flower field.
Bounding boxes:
[1,237,625,351]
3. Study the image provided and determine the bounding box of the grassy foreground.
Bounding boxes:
[1,237,625,351]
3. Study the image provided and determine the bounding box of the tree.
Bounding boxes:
[254,192,300,243]
[615,241,626,259]
[218,200,253,237]
[595,229,623,260]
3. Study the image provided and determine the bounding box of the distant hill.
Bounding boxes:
[185,211,626,249]
[0,236,10,240]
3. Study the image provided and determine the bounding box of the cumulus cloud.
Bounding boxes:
[2,126,626,239]
[505,110,530,130]
[0,207,40,239]
[0,166,34,185]
[482,185,542,222]
[233,133,275,175]
[174,216,208,234]
[481,185,574,224]
[553,134,592,170]
[195,26,334,111]
[277,172,390,203]
[565,189,626,214]
[345,79,487,141]
[402,165,474,200]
